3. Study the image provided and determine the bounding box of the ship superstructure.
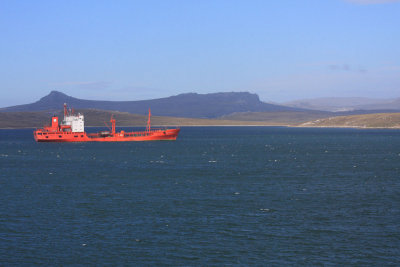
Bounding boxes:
[61,104,84,133]
[33,104,180,142]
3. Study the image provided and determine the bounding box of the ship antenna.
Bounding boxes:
[64,103,67,117]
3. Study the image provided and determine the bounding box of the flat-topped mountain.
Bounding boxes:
[1,91,303,118]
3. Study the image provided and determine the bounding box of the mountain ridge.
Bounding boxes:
[1,90,304,118]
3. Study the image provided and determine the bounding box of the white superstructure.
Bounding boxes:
[62,103,85,133]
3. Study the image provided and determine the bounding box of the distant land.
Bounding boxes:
[2,109,400,129]
[284,97,400,112]
[0,90,305,118]
[0,109,288,129]
[1,91,400,128]
[299,113,400,128]
[219,111,331,124]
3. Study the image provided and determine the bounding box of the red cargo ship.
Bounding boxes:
[33,104,180,142]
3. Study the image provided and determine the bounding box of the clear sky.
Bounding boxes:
[0,0,399,107]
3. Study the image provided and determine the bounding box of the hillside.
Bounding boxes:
[299,113,400,128]
[220,111,331,124]
[2,109,400,129]
[283,97,400,112]
[0,109,286,129]
[1,91,303,118]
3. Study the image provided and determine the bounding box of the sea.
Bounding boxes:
[0,127,399,265]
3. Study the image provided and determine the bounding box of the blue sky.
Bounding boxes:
[0,0,399,107]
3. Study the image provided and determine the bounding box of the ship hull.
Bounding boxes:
[34,129,180,142]
[33,104,179,142]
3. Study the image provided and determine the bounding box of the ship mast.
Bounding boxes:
[146,108,151,132]
[64,103,68,117]
[110,115,116,135]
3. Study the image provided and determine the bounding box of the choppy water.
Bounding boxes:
[1,127,399,265]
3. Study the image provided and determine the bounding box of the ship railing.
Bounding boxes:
[85,127,176,138]
[122,128,171,136]
[149,127,169,131]
[123,130,154,136]
[87,133,102,138]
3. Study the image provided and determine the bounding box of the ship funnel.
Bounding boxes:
[51,116,59,129]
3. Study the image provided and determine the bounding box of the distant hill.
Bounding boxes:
[4,91,399,128]
[299,113,400,128]
[1,91,304,118]
[283,97,400,112]
[357,98,400,111]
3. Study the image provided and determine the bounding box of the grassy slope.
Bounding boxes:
[2,109,400,128]
[82,109,279,126]
[0,109,280,128]
[299,113,400,128]
[220,111,331,124]
[0,111,52,128]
